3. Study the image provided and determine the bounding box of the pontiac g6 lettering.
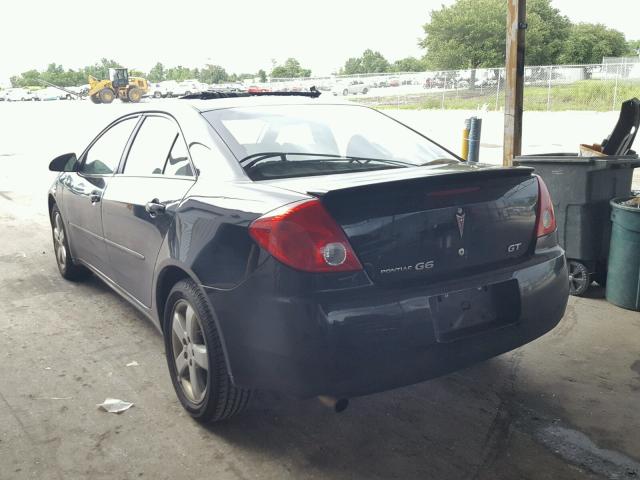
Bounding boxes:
[380,260,435,275]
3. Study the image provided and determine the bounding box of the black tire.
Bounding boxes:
[153,91,162,98]
[342,89,349,96]
[50,205,89,281]
[568,260,591,296]
[362,87,368,94]
[99,88,115,104]
[127,87,142,103]
[163,279,251,422]
[90,94,101,104]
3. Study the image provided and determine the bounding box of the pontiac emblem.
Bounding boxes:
[456,208,466,239]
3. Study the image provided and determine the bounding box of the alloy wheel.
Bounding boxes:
[568,261,589,296]
[53,212,67,270]
[171,299,209,404]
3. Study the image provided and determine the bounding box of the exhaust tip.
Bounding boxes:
[318,395,349,413]
[334,398,349,413]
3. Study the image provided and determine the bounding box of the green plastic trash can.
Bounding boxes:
[606,197,640,311]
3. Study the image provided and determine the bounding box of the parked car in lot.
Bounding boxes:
[332,80,369,96]
[146,82,167,98]
[47,95,568,422]
[34,86,73,101]
[5,88,34,101]
[170,81,202,97]
[247,85,271,93]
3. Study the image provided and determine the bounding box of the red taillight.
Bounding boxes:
[248,199,363,273]
[535,175,556,237]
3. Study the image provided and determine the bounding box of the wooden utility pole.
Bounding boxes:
[503,0,526,166]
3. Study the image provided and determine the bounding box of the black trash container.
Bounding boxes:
[514,153,640,295]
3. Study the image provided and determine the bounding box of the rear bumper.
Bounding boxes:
[204,246,568,398]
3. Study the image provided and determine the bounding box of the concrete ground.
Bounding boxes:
[1,101,639,480]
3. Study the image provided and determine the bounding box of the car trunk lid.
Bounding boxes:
[266,163,538,285]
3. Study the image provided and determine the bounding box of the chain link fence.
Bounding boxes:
[267,61,640,112]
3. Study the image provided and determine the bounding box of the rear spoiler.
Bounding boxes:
[305,165,535,197]
[181,89,321,100]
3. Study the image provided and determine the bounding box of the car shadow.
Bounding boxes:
[581,283,606,300]
[80,273,161,337]
[204,357,521,479]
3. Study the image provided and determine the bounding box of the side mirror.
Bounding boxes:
[49,153,78,172]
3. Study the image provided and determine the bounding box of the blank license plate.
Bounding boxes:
[429,280,520,342]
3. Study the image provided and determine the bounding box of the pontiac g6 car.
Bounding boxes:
[48,93,568,422]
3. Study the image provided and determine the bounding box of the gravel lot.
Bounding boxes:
[1,100,639,480]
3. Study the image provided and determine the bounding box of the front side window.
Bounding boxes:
[82,117,138,175]
[124,116,192,176]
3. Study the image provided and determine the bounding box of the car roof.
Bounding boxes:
[186,95,353,112]
[94,96,359,127]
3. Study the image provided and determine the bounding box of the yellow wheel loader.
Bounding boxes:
[88,68,149,104]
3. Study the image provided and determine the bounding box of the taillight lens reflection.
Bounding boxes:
[249,199,363,272]
[535,175,557,237]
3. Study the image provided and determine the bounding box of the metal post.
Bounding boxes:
[612,63,620,111]
[468,117,483,162]
[495,69,501,111]
[461,118,471,161]
[503,0,526,166]
[546,65,552,111]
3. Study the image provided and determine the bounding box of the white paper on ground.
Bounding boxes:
[97,398,134,413]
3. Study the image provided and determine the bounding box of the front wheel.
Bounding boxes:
[568,260,591,296]
[51,205,88,281]
[164,279,251,422]
[99,88,115,104]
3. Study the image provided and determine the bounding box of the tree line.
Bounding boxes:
[342,0,638,75]
[9,58,271,88]
[9,0,640,88]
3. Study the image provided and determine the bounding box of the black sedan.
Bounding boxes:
[48,95,568,422]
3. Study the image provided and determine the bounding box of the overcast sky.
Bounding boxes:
[1,0,638,85]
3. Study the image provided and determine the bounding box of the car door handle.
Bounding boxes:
[89,191,101,203]
[145,199,166,217]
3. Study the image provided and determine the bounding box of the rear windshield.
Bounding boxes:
[203,104,457,180]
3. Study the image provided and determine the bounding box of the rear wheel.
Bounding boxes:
[51,205,88,281]
[127,87,142,103]
[362,87,368,94]
[153,91,162,98]
[342,89,349,96]
[99,88,115,104]
[164,279,251,422]
[568,260,590,296]
[90,94,101,104]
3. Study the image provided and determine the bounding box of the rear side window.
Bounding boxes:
[124,116,193,176]
[82,117,138,175]
[164,136,193,176]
